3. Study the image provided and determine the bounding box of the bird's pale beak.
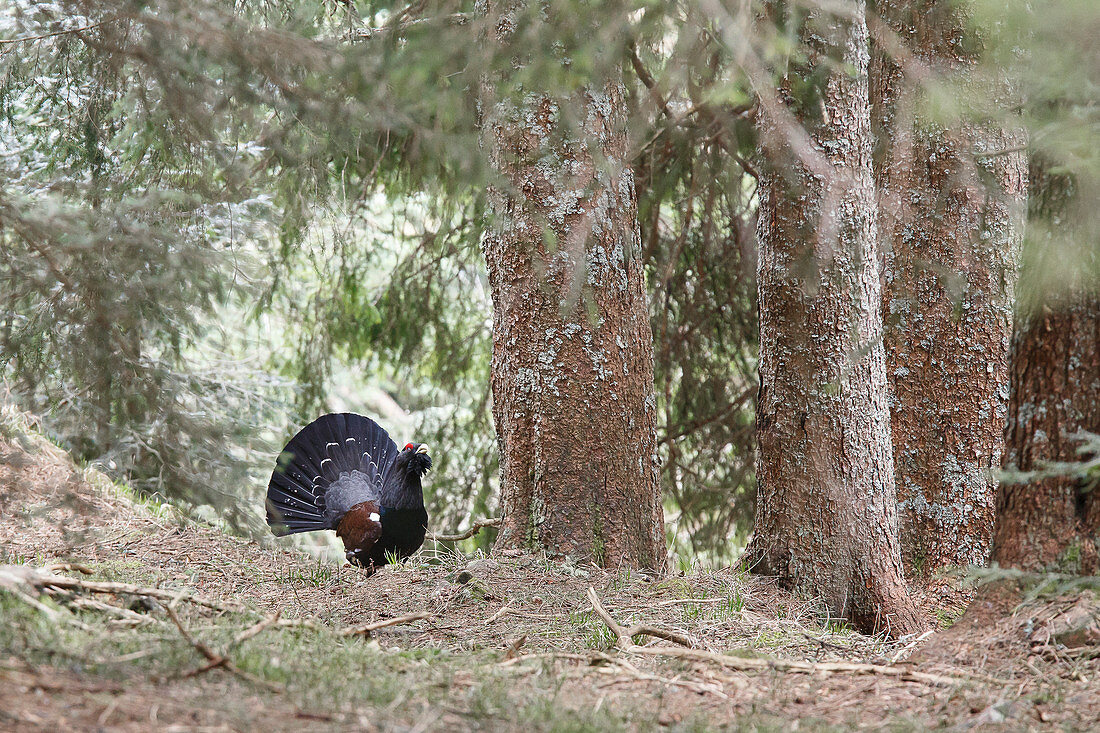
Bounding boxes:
[415,444,429,455]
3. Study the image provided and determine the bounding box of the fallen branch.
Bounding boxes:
[68,597,161,627]
[30,571,240,613]
[648,597,728,608]
[2,581,91,631]
[232,615,318,650]
[340,612,432,637]
[427,517,501,542]
[498,652,593,668]
[585,587,698,649]
[165,601,282,692]
[798,630,859,655]
[597,656,729,699]
[585,587,973,687]
[165,602,223,666]
[233,611,282,646]
[2,565,239,630]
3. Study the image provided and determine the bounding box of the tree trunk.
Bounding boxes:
[995,300,1100,573]
[479,3,666,570]
[872,1,1028,576]
[747,3,925,636]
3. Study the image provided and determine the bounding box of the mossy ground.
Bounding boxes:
[1,407,1098,731]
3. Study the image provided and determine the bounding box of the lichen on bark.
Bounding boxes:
[996,300,1100,574]
[872,0,1028,577]
[478,0,666,571]
[747,1,925,637]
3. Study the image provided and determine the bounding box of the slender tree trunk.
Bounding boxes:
[479,2,666,570]
[995,160,1099,573]
[872,1,1028,576]
[747,2,925,636]
[995,302,1100,573]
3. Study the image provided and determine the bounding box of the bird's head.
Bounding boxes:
[396,442,433,477]
[380,442,431,509]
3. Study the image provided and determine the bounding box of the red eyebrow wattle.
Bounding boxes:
[404,442,414,451]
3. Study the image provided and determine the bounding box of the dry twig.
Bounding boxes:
[647,597,727,609]
[497,652,593,668]
[597,656,729,699]
[68,597,161,627]
[889,630,935,664]
[485,600,514,625]
[585,587,698,649]
[164,601,282,692]
[340,612,432,637]
[504,634,527,660]
[0,565,240,613]
[233,615,318,647]
[233,611,282,646]
[426,517,501,542]
[4,582,91,630]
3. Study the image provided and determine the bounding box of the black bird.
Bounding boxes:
[265,412,431,572]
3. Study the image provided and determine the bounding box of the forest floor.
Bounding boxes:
[1,414,1099,731]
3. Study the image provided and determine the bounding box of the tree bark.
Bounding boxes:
[478,2,666,570]
[995,301,1100,573]
[872,1,1028,576]
[747,2,926,637]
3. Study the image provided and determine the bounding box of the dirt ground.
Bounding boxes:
[1,422,1098,731]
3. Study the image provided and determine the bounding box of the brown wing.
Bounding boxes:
[336,501,384,563]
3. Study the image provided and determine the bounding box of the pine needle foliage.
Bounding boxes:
[7,0,1091,558]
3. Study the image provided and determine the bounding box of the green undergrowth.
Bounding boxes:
[0,586,657,730]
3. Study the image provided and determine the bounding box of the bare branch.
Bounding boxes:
[33,573,241,613]
[357,12,471,39]
[0,20,114,47]
[165,602,283,691]
[427,517,501,542]
[628,41,671,117]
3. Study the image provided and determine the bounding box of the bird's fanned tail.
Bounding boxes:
[266,412,399,535]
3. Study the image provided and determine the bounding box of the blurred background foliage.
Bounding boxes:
[1,0,1096,562]
[967,0,1100,309]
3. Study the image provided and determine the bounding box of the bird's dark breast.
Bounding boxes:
[368,507,428,567]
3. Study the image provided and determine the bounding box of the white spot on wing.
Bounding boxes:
[369,512,381,522]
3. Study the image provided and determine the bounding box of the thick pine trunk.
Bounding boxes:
[747,3,925,636]
[995,301,1100,573]
[479,4,666,570]
[872,1,1028,576]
